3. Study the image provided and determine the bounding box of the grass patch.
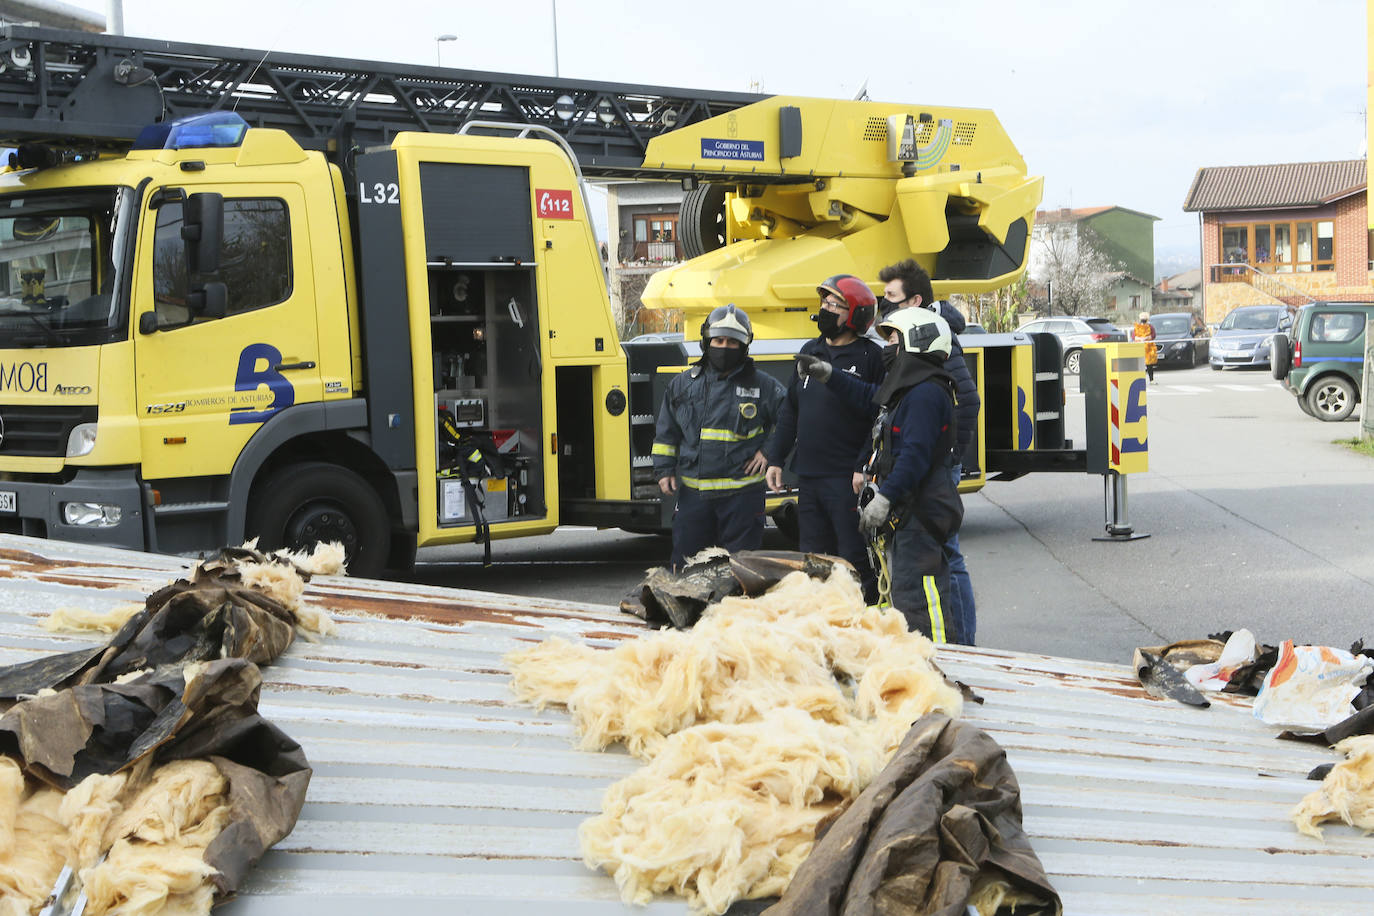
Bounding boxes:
[1336,437,1374,458]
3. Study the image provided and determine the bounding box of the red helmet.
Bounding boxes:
[816,274,877,334]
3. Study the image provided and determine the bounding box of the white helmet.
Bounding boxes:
[878,306,952,360]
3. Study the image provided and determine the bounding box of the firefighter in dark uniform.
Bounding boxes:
[653,304,787,570]
[764,274,884,600]
[796,307,964,642]
[879,258,981,644]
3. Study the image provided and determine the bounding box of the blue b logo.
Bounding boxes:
[230,343,294,425]
[1016,386,1034,450]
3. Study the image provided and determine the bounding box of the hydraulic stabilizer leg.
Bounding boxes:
[1093,470,1150,542]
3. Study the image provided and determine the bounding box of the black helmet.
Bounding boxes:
[816,274,877,334]
[700,303,753,348]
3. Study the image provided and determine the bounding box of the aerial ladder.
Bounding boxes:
[0,25,757,172]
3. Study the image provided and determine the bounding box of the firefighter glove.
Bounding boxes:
[859,492,891,535]
[796,354,832,383]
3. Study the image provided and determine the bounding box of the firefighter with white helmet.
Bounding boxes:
[795,306,964,642]
[653,303,787,571]
[764,274,885,602]
[880,257,981,644]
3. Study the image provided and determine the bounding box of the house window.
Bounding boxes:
[1316,221,1334,270]
[635,215,678,243]
[1218,220,1334,273]
[631,214,681,261]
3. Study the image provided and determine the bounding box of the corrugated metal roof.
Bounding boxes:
[1,535,1372,914]
[1182,160,1367,212]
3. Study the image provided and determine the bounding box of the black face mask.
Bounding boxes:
[881,296,908,314]
[707,346,746,374]
[881,344,901,370]
[815,309,844,339]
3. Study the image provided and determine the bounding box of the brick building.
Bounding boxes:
[1182,159,1372,322]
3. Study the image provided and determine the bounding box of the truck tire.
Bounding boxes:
[680,184,729,259]
[247,462,391,579]
[1305,375,1357,422]
[1063,348,1081,375]
[1270,334,1291,380]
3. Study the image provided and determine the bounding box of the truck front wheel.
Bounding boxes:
[247,462,390,579]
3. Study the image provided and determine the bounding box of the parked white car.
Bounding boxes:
[1016,316,1128,374]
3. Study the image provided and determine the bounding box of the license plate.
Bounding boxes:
[0,491,14,514]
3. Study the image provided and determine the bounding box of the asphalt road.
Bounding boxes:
[412,363,1374,665]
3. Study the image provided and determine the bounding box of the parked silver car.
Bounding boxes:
[1208,305,1292,370]
[1016,316,1128,374]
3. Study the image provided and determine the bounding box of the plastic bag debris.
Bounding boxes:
[1185,629,1258,692]
[1254,641,1374,732]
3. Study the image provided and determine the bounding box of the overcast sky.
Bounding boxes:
[68,0,1369,261]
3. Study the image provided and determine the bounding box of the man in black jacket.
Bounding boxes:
[765,275,885,600]
[878,259,980,644]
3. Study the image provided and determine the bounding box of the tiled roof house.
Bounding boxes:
[1028,205,1158,318]
[1182,159,1370,321]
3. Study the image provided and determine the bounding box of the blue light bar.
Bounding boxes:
[132,112,249,151]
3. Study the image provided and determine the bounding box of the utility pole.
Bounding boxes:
[1363,316,1374,441]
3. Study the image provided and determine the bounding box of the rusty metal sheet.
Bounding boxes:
[0,535,1370,914]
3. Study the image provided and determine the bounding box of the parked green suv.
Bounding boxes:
[1272,302,1374,421]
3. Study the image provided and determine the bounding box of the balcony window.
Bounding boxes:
[632,214,681,261]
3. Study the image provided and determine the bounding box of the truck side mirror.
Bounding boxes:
[182,192,223,274]
[188,281,227,320]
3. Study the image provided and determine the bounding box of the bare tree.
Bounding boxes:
[952,275,1027,333]
[615,271,682,339]
[1031,223,1119,317]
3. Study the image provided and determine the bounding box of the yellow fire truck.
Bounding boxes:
[0,27,1139,576]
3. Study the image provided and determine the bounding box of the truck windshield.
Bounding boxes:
[0,187,135,349]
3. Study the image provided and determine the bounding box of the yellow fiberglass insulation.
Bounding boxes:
[42,603,144,635]
[1293,735,1374,838]
[506,568,964,914]
[237,542,343,636]
[0,777,66,916]
[0,759,229,916]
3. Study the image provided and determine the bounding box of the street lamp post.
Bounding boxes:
[435,33,456,67]
[551,1,559,77]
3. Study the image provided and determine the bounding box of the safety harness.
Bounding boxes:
[437,408,505,567]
